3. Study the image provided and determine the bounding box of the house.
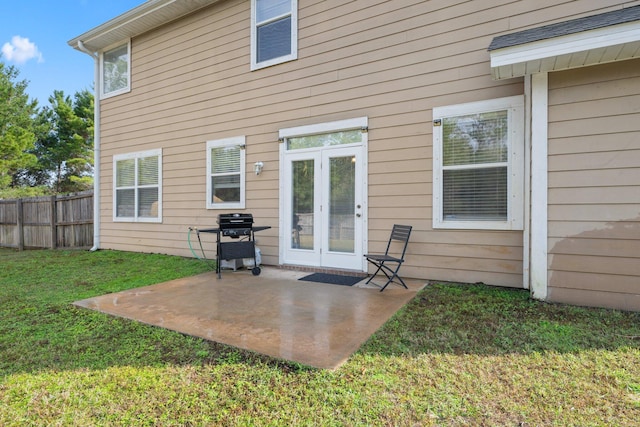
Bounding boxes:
[68,0,640,312]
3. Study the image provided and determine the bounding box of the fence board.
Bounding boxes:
[56,193,94,248]
[0,192,93,250]
[0,200,19,248]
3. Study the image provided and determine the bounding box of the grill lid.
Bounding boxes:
[217,213,254,237]
[217,213,254,228]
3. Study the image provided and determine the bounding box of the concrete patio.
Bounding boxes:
[74,267,426,369]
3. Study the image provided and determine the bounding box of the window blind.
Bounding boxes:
[138,155,159,186]
[442,110,508,220]
[257,17,291,63]
[116,159,135,187]
[211,146,240,174]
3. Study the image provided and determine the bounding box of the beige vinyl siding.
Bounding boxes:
[547,58,640,311]
[97,0,625,285]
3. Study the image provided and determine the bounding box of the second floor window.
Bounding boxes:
[251,0,297,70]
[101,41,130,98]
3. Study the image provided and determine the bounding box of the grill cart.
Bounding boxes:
[199,213,270,278]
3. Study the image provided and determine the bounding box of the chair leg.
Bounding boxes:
[379,271,408,292]
[367,260,408,292]
[365,262,385,284]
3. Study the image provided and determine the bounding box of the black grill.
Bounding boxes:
[198,213,270,278]
[217,213,254,238]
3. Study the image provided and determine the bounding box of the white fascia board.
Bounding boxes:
[69,0,217,52]
[490,21,640,78]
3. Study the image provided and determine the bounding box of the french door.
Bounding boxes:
[282,145,365,270]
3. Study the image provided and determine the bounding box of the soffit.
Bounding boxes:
[489,6,640,80]
[68,0,219,52]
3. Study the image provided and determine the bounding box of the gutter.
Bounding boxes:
[76,41,101,252]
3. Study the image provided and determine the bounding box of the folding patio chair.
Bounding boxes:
[364,224,412,292]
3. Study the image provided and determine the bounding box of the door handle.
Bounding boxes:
[356,213,361,218]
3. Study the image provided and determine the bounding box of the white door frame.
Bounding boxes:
[279,117,368,271]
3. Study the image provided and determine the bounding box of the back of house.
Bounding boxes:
[69,0,640,311]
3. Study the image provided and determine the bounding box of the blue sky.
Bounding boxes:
[1,0,142,107]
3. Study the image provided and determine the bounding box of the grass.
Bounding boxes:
[1,248,639,426]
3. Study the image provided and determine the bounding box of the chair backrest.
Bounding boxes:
[385,224,412,259]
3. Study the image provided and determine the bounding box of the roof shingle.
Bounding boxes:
[489,5,640,51]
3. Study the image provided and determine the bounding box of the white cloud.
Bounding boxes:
[2,36,44,64]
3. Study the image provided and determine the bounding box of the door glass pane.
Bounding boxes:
[329,155,355,253]
[292,159,314,250]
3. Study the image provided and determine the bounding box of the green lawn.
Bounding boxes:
[0,248,638,426]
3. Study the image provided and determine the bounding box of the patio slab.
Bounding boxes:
[73,267,425,369]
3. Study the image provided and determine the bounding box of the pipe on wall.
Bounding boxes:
[76,41,101,252]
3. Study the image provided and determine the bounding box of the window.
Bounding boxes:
[251,0,297,70]
[207,137,246,209]
[113,149,162,222]
[101,41,130,98]
[433,96,524,230]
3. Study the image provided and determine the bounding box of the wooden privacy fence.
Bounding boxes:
[0,192,93,250]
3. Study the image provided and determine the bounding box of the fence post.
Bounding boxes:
[50,195,57,249]
[17,199,24,251]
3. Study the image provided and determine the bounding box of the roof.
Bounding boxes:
[489,5,640,51]
[489,5,640,80]
[68,0,218,52]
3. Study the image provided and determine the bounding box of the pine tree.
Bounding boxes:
[32,90,94,193]
[0,61,38,189]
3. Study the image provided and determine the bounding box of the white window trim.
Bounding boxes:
[433,95,524,230]
[250,0,298,71]
[279,117,369,140]
[278,117,369,269]
[113,148,162,223]
[100,40,131,99]
[206,136,246,210]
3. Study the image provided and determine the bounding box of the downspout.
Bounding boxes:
[77,41,101,252]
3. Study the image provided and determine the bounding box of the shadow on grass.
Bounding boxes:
[359,282,640,358]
